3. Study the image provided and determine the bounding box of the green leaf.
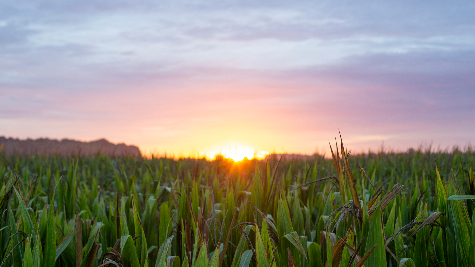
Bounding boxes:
[284,232,307,259]
[121,235,141,267]
[434,228,446,267]
[159,202,172,246]
[307,242,322,267]
[33,234,42,267]
[256,226,269,267]
[168,256,180,267]
[208,246,220,267]
[277,195,294,266]
[384,200,397,239]
[471,211,475,267]
[38,204,48,242]
[413,204,429,267]
[82,221,104,266]
[55,229,76,261]
[120,196,130,236]
[436,167,448,215]
[182,255,189,267]
[147,246,157,255]
[155,235,174,267]
[448,200,472,266]
[292,190,304,235]
[8,202,24,267]
[436,167,453,265]
[132,195,148,266]
[14,187,35,235]
[238,250,253,267]
[23,238,34,267]
[231,230,249,267]
[447,195,475,200]
[43,205,56,267]
[195,243,209,267]
[399,258,415,266]
[325,231,332,267]
[365,206,386,266]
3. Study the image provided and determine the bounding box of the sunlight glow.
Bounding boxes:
[205,144,269,162]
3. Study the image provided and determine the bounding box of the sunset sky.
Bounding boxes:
[1,1,474,158]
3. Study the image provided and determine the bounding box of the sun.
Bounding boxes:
[206,143,269,162]
[222,146,256,161]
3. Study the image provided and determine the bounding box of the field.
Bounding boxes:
[0,140,474,267]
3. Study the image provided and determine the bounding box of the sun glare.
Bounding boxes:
[205,144,269,162]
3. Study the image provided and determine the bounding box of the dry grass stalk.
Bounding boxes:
[76,216,83,267]
[287,248,296,267]
[86,241,100,267]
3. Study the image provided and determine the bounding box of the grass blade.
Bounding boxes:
[56,229,76,261]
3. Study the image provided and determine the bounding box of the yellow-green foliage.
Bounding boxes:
[0,142,474,266]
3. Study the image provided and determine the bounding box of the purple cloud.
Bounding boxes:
[1,0,474,154]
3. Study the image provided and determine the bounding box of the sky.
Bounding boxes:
[1,1,474,158]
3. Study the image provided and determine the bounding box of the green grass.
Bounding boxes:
[0,141,474,266]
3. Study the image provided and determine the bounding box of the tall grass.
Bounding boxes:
[0,140,474,266]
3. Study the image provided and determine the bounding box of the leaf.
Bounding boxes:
[132,194,148,267]
[82,222,104,267]
[23,238,34,267]
[120,235,141,267]
[238,250,253,267]
[447,200,472,266]
[331,232,349,267]
[405,212,442,239]
[159,202,172,247]
[252,205,278,235]
[14,187,36,235]
[434,228,446,267]
[292,190,305,236]
[320,231,336,248]
[43,204,56,267]
[354,244,376,267]
[399,258,415,266]
[155,235,174,267]
[365,205,386,266]
[209,246,220,267]
[471,211,475,267]
[38,204,48,243]
[219,210,238,267]
[168,256,180,267]
[195,243,209,267]
[447,195,475,201]
[436,166,448,215]
[307,242,322,267]
[231,232,248,267]
[256,226,270,267]
[339,236,363,267]
[284,232,307,259]
[4,212,25,267]
[384,198,397,239]
[277,195,294,266]
[326,231,332,267]
[32,234,42,267]
[413,204,429,267]
[147,246,157,255]
[56,229,76,261]
[367,191,382,210]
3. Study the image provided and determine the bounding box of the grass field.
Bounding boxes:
[0,139,474,267]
